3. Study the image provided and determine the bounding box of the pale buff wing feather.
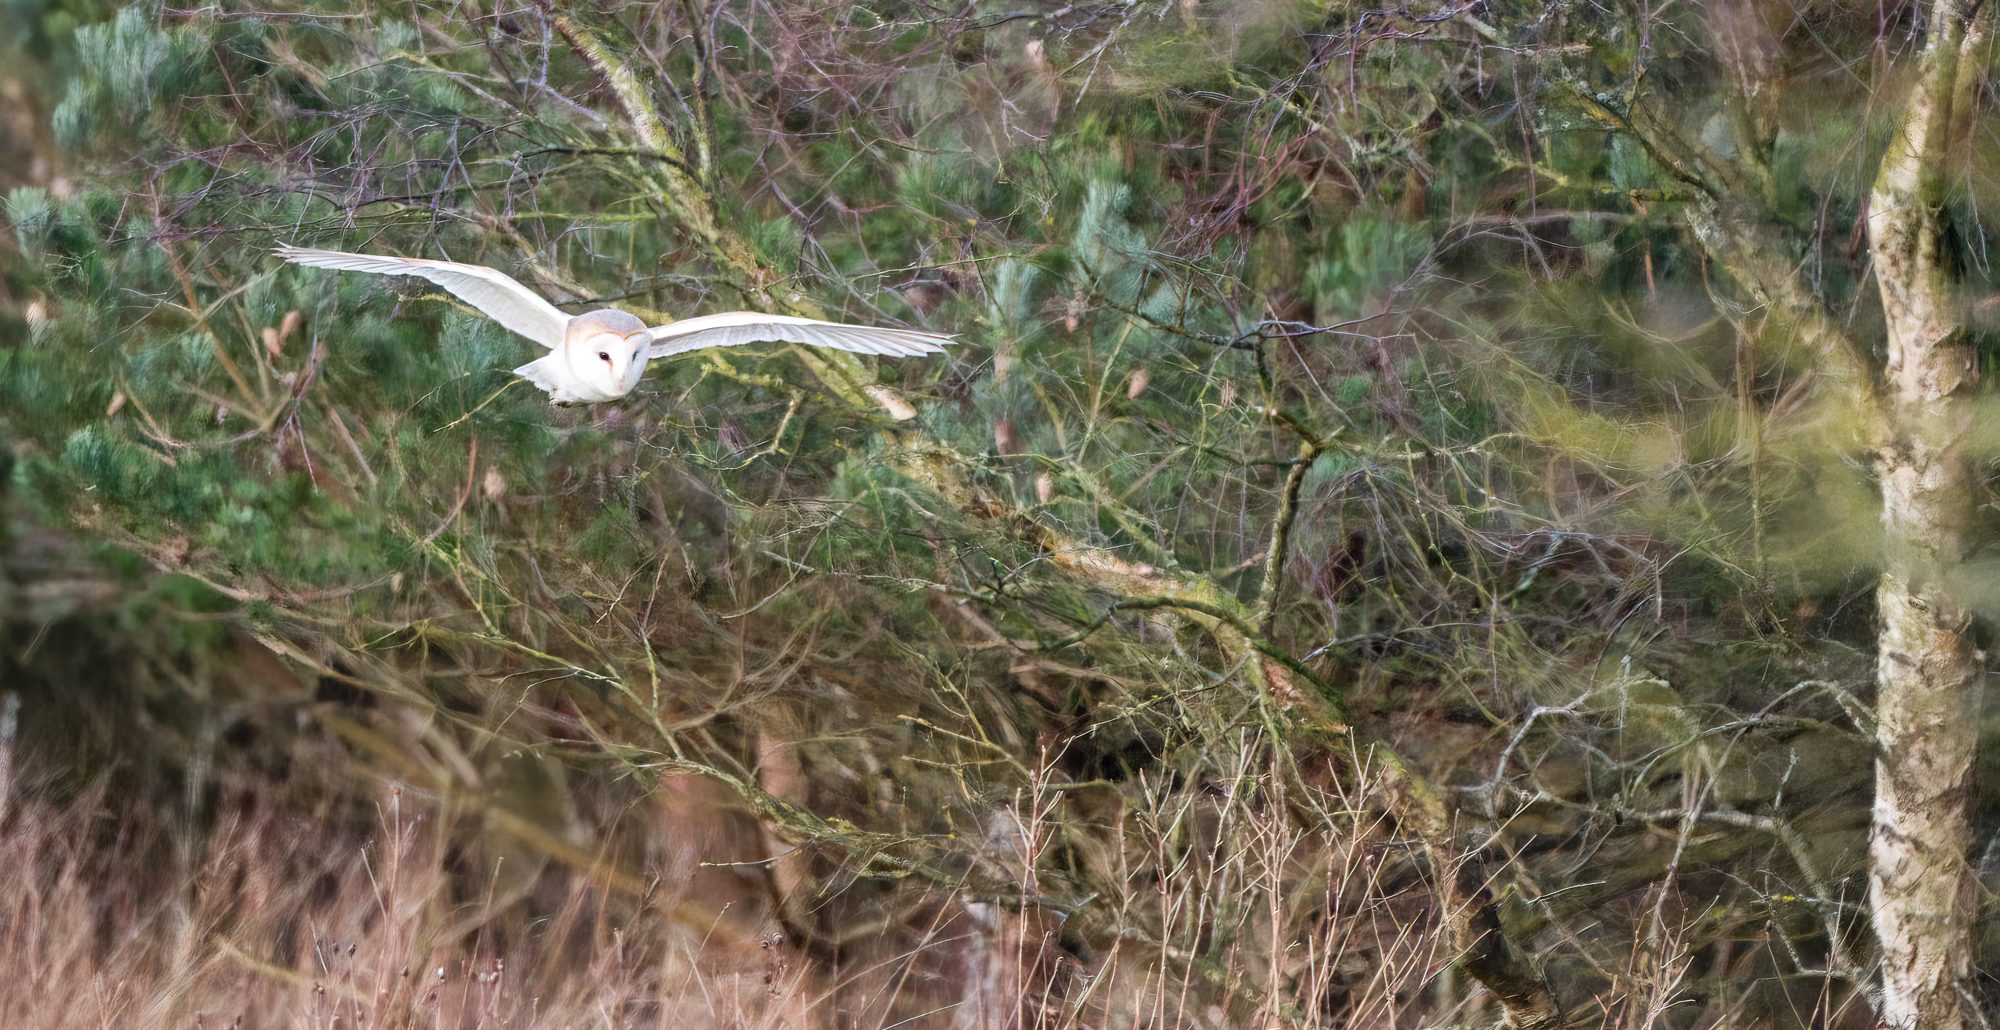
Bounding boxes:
[276,245,570,350]
[644,311,954,360]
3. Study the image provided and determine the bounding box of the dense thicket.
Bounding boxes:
[2,0,1997,1026]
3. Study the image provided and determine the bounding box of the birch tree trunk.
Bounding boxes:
[1867,2,1991,1024]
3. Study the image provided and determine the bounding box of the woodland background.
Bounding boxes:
[1,0,1997,1026]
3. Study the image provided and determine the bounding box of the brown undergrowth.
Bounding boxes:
[0,731,1456,1028]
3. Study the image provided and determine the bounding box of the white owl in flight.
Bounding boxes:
[277,245,953,405]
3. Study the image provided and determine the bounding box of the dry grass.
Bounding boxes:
[0,770,822,1029]
[0,711,1495,1029]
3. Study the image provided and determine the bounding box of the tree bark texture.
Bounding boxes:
[1866,2,1991,1025]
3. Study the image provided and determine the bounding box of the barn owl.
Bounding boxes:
[277,246,952,404]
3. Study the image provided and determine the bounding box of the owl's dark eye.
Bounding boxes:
[597,351,611,362]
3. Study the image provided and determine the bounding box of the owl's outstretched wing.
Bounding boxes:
[645,311,953,359]
[276,245,571,350]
